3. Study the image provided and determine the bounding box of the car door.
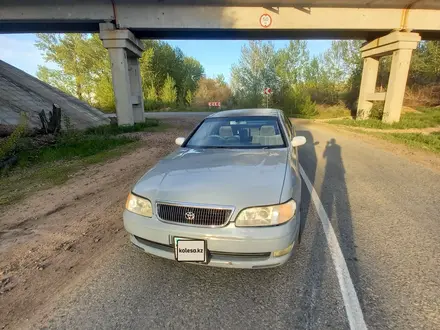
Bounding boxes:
[280,113,299,169]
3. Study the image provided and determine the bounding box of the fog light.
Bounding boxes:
[273,242,294,257]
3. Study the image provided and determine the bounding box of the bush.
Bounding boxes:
[282,85,317,118]
[144,99,165,111]
[304,83,340,105]
[370,102,384,120]
[0,113,28,160]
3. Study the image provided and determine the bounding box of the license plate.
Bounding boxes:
[174,238,207,263]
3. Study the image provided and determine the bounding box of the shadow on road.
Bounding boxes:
[296,129,330,326]
[319,138,362,303]
[296,130,362,325]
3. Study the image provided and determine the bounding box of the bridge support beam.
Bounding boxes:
[99,23,144,126]
[357,31,421,123]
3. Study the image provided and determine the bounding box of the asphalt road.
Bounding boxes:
[32,115,440,329]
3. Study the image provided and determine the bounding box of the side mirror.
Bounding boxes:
[175,137,185,146]
[291,136,306,147]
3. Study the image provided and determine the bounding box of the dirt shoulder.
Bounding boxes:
[0,120,197,329]
[294,118,440,173]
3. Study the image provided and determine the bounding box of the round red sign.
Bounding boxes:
[259,14,272,28]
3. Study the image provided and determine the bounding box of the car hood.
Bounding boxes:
[132,148,288,207]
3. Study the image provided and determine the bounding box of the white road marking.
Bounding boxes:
[300,165,368,330]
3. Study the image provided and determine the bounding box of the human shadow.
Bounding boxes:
[319,138,363,303]
[294,133,363,327]
[296,129,333,327]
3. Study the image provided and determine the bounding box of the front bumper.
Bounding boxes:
[123,210,299,269]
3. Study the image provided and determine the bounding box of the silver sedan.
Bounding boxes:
[123,108,306,269]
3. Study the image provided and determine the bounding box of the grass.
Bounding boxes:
[0,119,166,207]
[373,132,440,154]
[312,104,352,119]
[144,106,232,112]
[17,134,135,166]
[329,106,440,129]
[84,118,161,135]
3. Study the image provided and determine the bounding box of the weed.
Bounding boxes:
[0,113,28,160]
[85,119,160,135]
[375,132,440,154]
[329,106,440,129]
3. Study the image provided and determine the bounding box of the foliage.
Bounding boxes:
[370,102,385,120]
[140,41,204,106]
[314,104,351,119]
[322,40,363,85]
[373,132,440,154]
[0,113,28,160]
[18,134,135,165]
[144,84,161,111]
[276,41,309,85]
[409,41,440,86]
[185,90,193,106]
[36,34,205,112]
[231,41,279,108]
[193,77,232,108]
[36,34,440,119]
[281,85,317,117]
[329,106,440,129]
[85,119,160,135]
[160,74,178,106]
[36,34,105,102]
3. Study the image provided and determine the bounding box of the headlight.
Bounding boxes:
[125,192,153,217]
[235,200,296,227]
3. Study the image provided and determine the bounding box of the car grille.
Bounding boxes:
[156,203,233,227]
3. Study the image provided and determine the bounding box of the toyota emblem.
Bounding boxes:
[185,211,195,221]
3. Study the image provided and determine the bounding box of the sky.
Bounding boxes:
[0,34,332,82]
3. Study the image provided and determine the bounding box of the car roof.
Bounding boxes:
[207,108,283,118]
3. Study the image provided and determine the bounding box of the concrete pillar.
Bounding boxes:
[108,48,134,125]
[99,23,144,126]
[356,31,420,123]
[357,57,379,120]
[382,49,413,123]
[128,57,145,123]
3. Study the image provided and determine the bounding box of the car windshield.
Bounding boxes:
[185,116,286,149]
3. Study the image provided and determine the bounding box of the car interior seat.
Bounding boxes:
[219,126,233,137]
[252,125,283,146]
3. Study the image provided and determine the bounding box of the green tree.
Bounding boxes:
[36,65,76,96]
[36,33,97,101]
[410,41,440,85]
[144,84,159,111]
[182,57,205,98]
[194,77,232,107]
[146,84,158,102]
[322,40,363,86]
[185,90,193,106]
[140,41,204,107]
[276,40,309,85]
[160,74,177,106]
[215,74,227,87]
[36,33,115,111]
[231,41,279,107]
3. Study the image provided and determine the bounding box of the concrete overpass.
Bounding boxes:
[1,0,440,124]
